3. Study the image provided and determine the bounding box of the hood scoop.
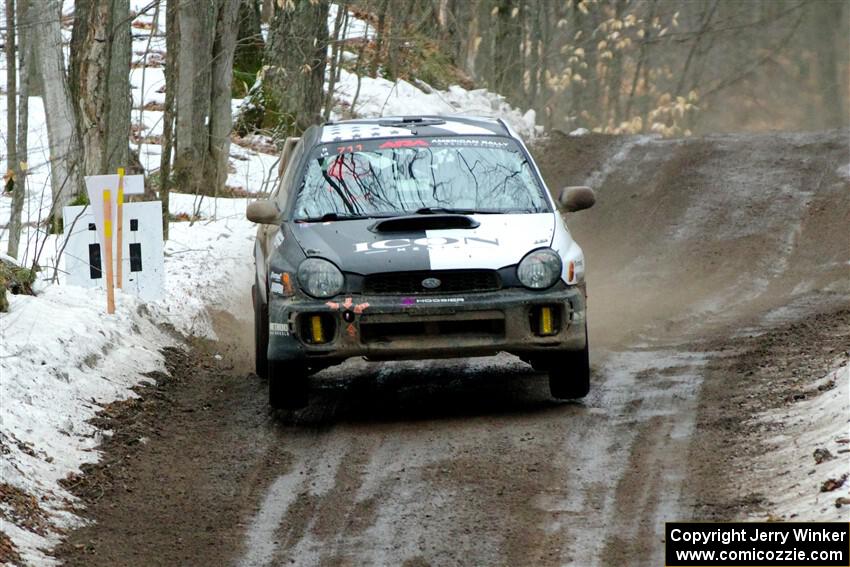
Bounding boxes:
[370,214,480,233]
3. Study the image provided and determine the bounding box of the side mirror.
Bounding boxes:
[557,186,596,212]
[246,200,280,224]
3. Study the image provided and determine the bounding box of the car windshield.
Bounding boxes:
[292,136,549,221]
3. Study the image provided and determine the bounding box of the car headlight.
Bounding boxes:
[517,248,562,289]
[297,258,344,298]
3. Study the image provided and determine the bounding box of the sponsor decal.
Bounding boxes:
[269,271,293,296]
[324,297,369,339]
[402,297,466,305]
[270,322,290,336]
[379,139,430,149]
[336,144,364,154]
[326,297,368,312]
[272,232,284,248]
[429,138,510,148]
[354,236,500,253]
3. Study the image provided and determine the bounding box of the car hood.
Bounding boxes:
[290,213,556,274]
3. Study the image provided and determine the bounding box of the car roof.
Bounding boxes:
[317,115,514,144]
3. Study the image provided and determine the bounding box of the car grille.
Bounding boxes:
[362,270,502,295]
[361,318,506,342]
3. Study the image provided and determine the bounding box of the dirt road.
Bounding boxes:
[56,130,849,566]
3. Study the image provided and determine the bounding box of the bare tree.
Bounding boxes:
[70,0,132,176]
[5,0,26,259]
[264,0,330,136]
[5,0,17,196]
[208,0,241,199]
[172,2,214,195]
[159,0,177,239]
[172,0,240,197]
[30,0,84,230]
[323,3,347,121]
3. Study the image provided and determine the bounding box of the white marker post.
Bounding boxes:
[116,168,125,289]
[83,173,145,314]
[102,190,115,314]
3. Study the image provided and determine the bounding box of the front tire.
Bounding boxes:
[547,328,590,400]
[268,359,309,409]
[253,285,269,379]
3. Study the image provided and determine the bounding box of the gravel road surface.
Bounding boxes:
[56,130,850,566]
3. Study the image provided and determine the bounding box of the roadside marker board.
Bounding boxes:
[63,199,165,303]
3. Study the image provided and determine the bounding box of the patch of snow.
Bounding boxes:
[328,69,542,141]
[328,3,375,40]
[148,194,256,338]
[0,286,172,564]
[583,135,656,190]
[0,192,257,564]
[751,363,850,521]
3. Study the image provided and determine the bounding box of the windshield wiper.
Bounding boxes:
[295,212,398,223]
[413,207,524,215]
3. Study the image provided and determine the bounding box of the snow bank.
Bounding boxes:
[0,194,257,564]
[1,286,170,565]
[329,69,541,141]
[149,194,256,338]
[753,363,850,521]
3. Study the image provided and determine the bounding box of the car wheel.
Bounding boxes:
[268,359,309,409]
[253,285,269,379]
[547,327,590,400]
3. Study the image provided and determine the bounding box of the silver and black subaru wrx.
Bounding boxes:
[247,116,595,408]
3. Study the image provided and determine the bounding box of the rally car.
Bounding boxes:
[247,116,595,408]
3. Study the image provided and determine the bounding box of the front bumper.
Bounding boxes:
[268,286,586,363]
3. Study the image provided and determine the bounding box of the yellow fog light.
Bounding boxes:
[540,307,554,335]
[310,315,325,343]
[531,305,560,337]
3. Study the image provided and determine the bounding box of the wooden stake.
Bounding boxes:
[116,168,125,289]
[103,189,115,314]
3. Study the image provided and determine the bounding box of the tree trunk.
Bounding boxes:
[173,1,214,194]
[208,0,241,201]
[260,0,273,23]
[172,0,239,197]
[31,0,84,230]
[264,0,330,137]
[492,0,521,103]
[5,0,17,196]
[233,0,265,97]
[813,0,847,128]
[462,0,480,81]
[5,0,25,259]
[369,0,389,78]
[70,0,131,176]
[607,0,626,126]
[324,3,346,120]
[159,0,178,240]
